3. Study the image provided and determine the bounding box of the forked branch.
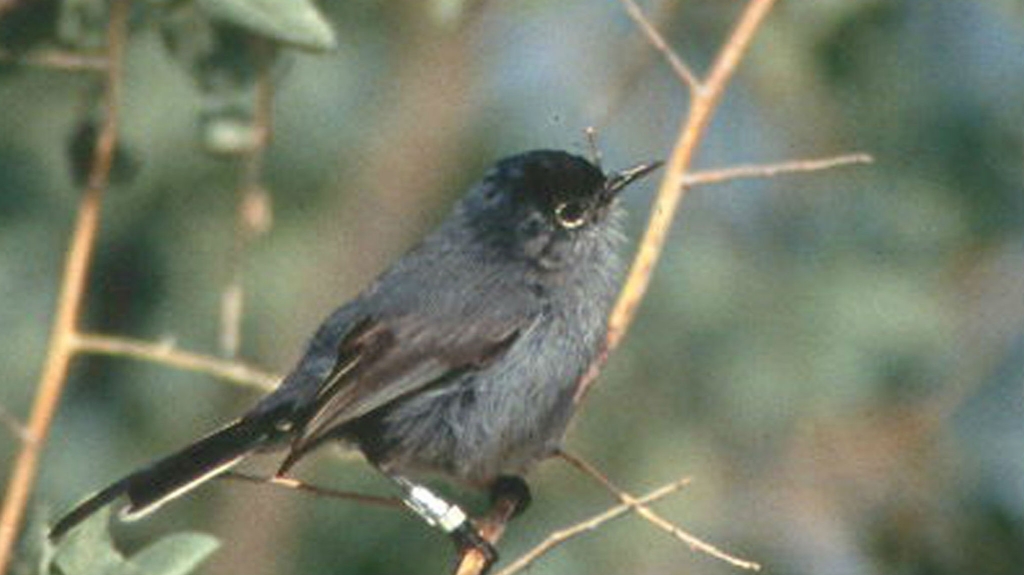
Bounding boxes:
[559,450,760,571]
[494,476,693,575]
[0,1,131,571]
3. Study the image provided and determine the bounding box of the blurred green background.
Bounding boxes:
[2,0,1023,573]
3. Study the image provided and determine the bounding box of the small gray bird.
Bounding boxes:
[51,149,660,568]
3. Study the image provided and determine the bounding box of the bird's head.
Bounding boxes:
[464,150,661,268]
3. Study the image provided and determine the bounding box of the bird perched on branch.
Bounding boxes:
[51,149,660,570]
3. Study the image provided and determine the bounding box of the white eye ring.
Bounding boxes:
[555,201,587,229]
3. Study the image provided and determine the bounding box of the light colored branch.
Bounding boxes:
[72,333,279,391]
[0,1,130,571]
[575,0,780,405]
[0,48,107,71]
[494,476,692,575]
[684,153,873,188]
[559,451,761,571]
[222,39,277,358]
[606,0,778,349]
[595,0,683,130]
[0,403,28,443]
[453,483,522,575]
[221,472,402,508]
[618,0,699,92]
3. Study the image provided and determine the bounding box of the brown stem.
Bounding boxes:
[221,472,402,509]
[493,477,692,575]
[0,48,108,71]
[222,38,276,358]
[0,404,28,443]
[683,153,873,188]
[606,0,779,350]
[618,0,699,91]
[453,491,521,575]
[72,333,279,391]
[0,1,130,570]
[559,451,760,570]
[575,0,779,406]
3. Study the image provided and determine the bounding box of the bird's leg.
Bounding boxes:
[389,476,498,568]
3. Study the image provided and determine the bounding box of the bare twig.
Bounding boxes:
[576,0,780,405]
[684,153,873,188]
[221,472,402,508]
[453,483,523,575]
[0,403,29,443]
[618,0,699,92]
[0,48,108,71]
[72,332,279,391]
[595,0,683,130]
[494,477,692,575]
[607,0,778,349]
[559,451,761,571]
[221,39,276,358]
[0,1,130,571]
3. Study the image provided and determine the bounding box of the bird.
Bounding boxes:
[50,149,660,568]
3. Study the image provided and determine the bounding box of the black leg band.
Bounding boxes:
[451,521,499,571]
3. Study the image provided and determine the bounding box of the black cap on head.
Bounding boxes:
[491,150,606,209]
[490,150,660,213]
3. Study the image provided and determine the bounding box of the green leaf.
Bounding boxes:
[11,508,56,575]
[197,0,336,51]
[121,533,220,575]
[50,507,220,575]
[52,508,128,575]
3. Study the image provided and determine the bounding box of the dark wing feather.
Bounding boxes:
[278,311,527,473]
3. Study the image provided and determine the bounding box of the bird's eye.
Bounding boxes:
[554,201,587,229]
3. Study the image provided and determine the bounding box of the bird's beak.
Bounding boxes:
[604,160,663,198]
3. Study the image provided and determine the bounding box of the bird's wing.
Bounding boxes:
[280,309,528,470]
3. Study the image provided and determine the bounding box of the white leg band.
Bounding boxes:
[404,484,469,533]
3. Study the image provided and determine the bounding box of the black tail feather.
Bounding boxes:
[48,476,135,540]
[50,418,268,540]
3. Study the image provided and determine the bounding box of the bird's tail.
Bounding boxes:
[50,417,270,539]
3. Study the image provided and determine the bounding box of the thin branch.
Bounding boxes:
[559,451,761,571]
[595,0,684,130]
[618,0,699,92]
[494,476,692,575]
[0,403,29,443]
[221,38,276,358]
[702,0,777,97]
[0,47,108,71]
[577,0,779,403]
[608,0,778,346]
[72,333,279,391]
[221,472,402,509]
[683,153,873,188]
[453,483,522,575]
[0,1,130,571]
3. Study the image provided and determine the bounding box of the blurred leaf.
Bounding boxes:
[51,508,219,575]
[197,0,336,51]
[10,508,56,575]
[0,0,59,53]
[201,108,261,155]
[58,0,109,49]
[120,533,220,575]
[53,508,124,575]
[430,0,486,26]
